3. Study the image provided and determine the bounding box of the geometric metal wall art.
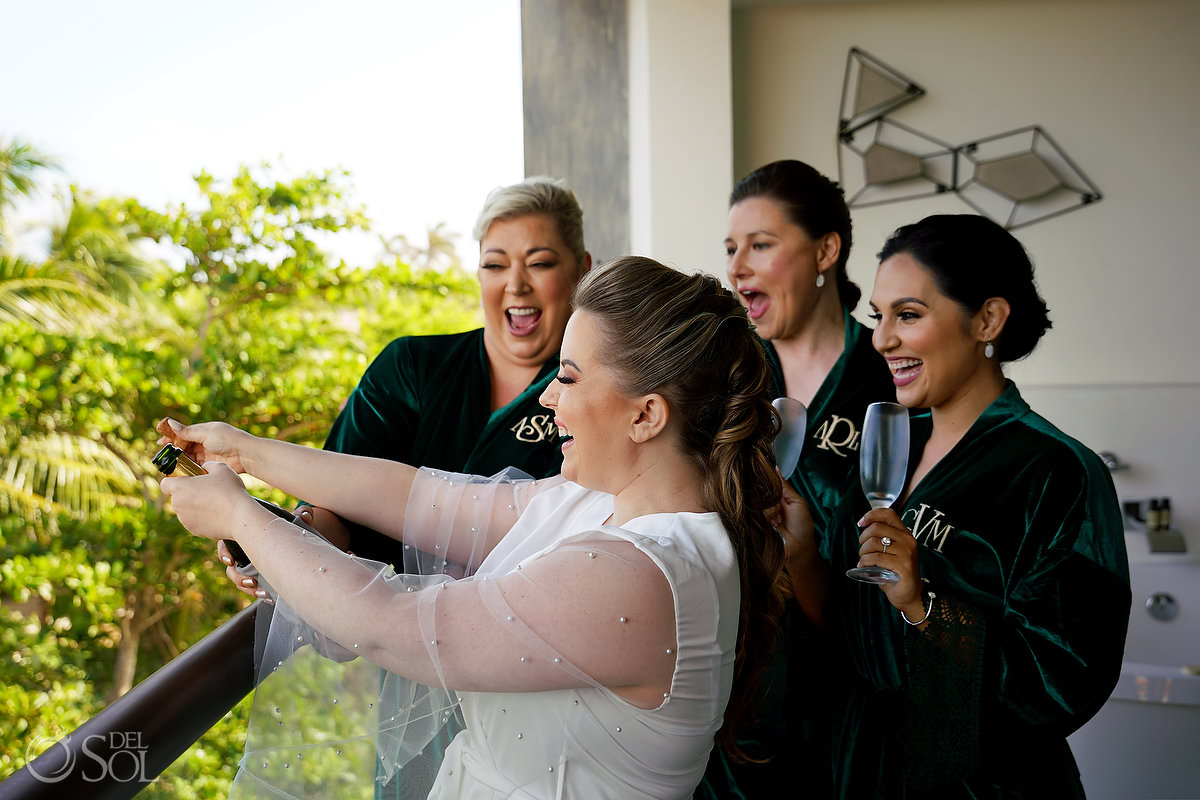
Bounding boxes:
[836,47,1102,230]
[955,126,1102,229]
[838,117,956,208]
[839,47,926,137]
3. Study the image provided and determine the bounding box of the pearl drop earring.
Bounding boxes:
[984,341,995,359]
[815,272,826,288]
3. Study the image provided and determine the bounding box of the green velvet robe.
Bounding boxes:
[699,311,894,798]
[323,328,564,566]
[766,311,898,541]
[824,382,1130,798]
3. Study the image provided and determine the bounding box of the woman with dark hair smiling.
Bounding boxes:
[782,214,1130,798]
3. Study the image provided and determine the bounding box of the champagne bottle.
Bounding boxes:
[152,444,252,567]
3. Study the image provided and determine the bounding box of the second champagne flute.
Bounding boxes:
[846,401,909,584]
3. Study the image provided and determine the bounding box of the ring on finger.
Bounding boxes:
[880,536,893,554]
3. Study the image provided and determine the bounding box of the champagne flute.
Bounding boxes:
[771,397,807,477]
[846,401,909,584]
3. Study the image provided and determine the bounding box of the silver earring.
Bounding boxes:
[984,341,995,359]
[815,272,826,288]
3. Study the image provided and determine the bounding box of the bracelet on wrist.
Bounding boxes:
[901,590,936,626]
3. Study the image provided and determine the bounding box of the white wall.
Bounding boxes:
[628,0,733,277]
[1019,382,1200,560]
[733,0,1200,386]
[732,0,1200,557]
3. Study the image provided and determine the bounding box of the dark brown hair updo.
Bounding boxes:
[572,255,786,760]
[877,214,1052,362]
[730,159,861,310]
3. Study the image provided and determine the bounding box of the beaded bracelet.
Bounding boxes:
[901,590,936,626]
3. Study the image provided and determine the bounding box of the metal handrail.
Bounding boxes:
[0,601,268,800]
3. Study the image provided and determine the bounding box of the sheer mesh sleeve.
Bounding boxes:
[233,568,459,799]
[409,537,675,695]
[230,516,680,798]
[399,467,557,576]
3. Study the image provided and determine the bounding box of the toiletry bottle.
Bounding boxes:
[152,443,252,568]
[1146,498,1161,531]
[1160,498,1172,531]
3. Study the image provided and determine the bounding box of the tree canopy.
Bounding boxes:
[0,144,482,795]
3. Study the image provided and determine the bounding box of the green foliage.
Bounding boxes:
[0,138,55,217]
[0,253,122,334]
[136,696,252,800]
[0,532,123,778]
[0,156,481,795]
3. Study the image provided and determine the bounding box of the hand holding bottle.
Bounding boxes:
[153,442,254,569]
[155,418,256,474]
[161,460,259,544]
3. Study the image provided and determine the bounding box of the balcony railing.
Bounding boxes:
[0,601,268,800]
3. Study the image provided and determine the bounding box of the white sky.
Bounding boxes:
[0,0,525,268]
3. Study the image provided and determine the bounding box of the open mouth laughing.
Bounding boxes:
[556,422,574,449]
[506,306,542,335]
[737,289,770,320]
[887,357,923,387]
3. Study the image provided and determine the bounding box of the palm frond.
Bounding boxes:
[47,189,163,309]
[0,138,57,212]
[0,254,120,333]
[0,431,141,521]
[378,222,461,270]
[0,474,58,515]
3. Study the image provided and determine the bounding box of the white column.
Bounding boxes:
[628,0,733,278]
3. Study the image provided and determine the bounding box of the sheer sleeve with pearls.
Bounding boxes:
[229,478,734,800]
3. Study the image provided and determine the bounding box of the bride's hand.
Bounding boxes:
[161,462,256,542]
[156,418,255,474]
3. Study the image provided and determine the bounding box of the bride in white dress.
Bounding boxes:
[157,256,787,799]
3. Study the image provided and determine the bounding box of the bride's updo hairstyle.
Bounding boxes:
[572,255,786,760]
[878,214,1052,362]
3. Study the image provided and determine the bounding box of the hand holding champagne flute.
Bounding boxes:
[845,401,909,584]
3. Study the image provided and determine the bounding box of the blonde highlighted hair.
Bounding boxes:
[473,176,586,263]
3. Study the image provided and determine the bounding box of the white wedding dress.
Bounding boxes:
[230,472,739,800]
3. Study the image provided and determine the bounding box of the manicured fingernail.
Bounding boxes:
[857,514,869,526]
[168,418,182,431]
[241,577,256,587]
[254,589,270,598]
[220,556,233,566]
